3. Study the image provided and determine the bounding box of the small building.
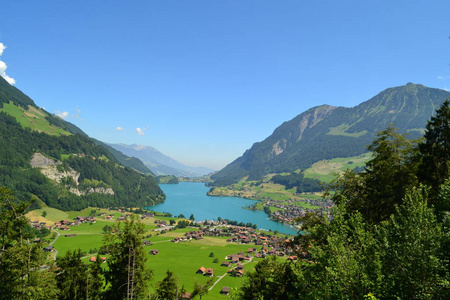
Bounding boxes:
[221,261,230,267]
[196,266,206,274]
[43,246,54,252]
[220,287,230,295]
[149,249,159,255]
[205,268,214,276]
[90,257,96,262]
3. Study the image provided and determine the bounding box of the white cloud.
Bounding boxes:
[116,126,124,131]
[0,43,15,85]
[136,127,145,136]
[438,76,450,80]
[55,111,69,119]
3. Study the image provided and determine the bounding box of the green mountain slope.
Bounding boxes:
[0,76,164,210]
[211,83,450,186]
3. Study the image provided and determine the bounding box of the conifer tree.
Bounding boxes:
[103,215,151,299]
[56,249,88,300]
[418,99,450,207]
[0,187,59,300]
[153,270,179,300]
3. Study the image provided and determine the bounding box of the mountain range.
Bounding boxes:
[107,143,214,177]
[211,83,450,186]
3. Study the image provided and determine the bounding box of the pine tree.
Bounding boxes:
[153,270,179,300]
[103,215,151,299]
[418,99,450,208]
[0,187,59,300]
[56,249,88,300]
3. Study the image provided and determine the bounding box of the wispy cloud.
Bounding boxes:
[116,126,124,131]
[438,75,450,80]
[55,107,84,120]
[0,43,16,85]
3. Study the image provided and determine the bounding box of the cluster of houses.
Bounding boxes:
[54,216,96,230]
[264,198,334,224]
[30,220,51,231]
[30,215,97,231]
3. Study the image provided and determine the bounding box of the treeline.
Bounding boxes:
[234,101,450,299]
[0,112,164,210]
[271,172,322,193]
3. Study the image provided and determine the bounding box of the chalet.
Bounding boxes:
[142,212,154,219]
[205,268,214,276]
[196,266,206,274]
[149,249,159,255]
[236,269,244,277]
[102,257,107,262]
[220,287,230,295]
[221,261,230,267]
[33,238,41,243]
[142,240,151,246]
[236,264,244,270]
[180,292,192,299]
[90,257,96,262]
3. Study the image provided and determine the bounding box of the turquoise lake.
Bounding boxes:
[149,182,298,235]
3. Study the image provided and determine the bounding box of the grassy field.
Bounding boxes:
[26,206,265,298]
[0,102,71,136]
[146,236,258,298]
[304,152,371,183]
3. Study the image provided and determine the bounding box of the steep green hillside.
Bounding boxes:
[211,83,450,186]
[0,76,164,210]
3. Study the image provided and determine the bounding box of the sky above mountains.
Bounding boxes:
[1,1,449,170]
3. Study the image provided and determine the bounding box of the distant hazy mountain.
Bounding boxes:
[211,83,450,186]
[108,143,215,177]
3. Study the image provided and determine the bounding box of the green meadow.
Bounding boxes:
[27,207,266,299]
[304,152,372,183]
[0,102,71,136]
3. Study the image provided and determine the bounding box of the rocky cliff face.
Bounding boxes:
[31,153,114,196]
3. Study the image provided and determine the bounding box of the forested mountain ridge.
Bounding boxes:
[0,76,164,210]
[211,83,450,186]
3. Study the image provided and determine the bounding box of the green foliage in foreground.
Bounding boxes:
[235,187,449,299]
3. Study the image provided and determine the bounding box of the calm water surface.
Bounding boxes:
[148,182,298,235]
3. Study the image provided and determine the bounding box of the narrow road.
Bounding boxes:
[209,257,253,291]
[49,229,61,260]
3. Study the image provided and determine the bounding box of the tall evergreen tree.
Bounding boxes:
[328,125,418,223]
[153,270,179,300]
[0,187,59,300]
[103,215,151,300]
[56,249,88,300]
[418,99,450,208]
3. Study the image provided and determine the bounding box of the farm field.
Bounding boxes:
[26,207,273,299]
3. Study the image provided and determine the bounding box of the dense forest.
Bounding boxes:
[271,173,322,193]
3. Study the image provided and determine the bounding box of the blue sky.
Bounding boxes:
[1,1,449,170]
